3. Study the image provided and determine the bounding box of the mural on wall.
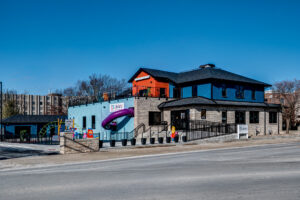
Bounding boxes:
[68,98,135,140]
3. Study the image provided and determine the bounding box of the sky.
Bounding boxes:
[0,0,299,95]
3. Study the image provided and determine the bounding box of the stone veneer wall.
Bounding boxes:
[133,97,282,137]
[134,97,174,129]
[162,106,282,137]
[60,132,99,154]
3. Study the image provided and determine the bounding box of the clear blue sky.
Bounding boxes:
[0,0,299,94]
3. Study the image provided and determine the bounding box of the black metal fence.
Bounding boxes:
[186,120,237,141]
[2,134,60,145]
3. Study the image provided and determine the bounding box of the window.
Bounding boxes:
[269,112,277,123]
[160,88,166,97]
[173,88,180,98]
[235,111,245,124]
[149,112,162,125]
[236,86,244,99]
[250,111,259,123]
[201,109,206,119]
[251,89,256,100]
[222,111,227,123]
[82,116,87,129]
[192,85,197,97]
[40,101,43,105]
[91,115,96,129]
[222,85,227,98]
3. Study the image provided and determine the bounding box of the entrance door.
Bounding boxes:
[15,126,31,141]
[171,110,189,130]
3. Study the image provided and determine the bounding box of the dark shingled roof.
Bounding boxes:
[129,67,271,87]
[158,97,281,109]
[1,115,67,124]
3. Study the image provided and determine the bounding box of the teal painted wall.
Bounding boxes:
[68,98,134,140]
[169,82,175,98]
[212,83,265,102]
[197,83,211,99]
[5,124,38,136]
[181,86,192,98]
[181,84,211,99]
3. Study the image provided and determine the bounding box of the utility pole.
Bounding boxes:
[0,81,2,141]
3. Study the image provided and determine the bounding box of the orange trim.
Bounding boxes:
[132,71,169,97]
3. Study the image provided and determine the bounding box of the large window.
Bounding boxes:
[222,85,227,98]
[173,88,180,98]
[236,86,245,99]
[91,115,96,129]
[160,88,166,98]
[269,112,277,123]
[250,111,259,123]
[251,89,256,100]
[83,116,87,129]
[192,85,198,97]
[222,111,227,123]
[235,111,245,124]
[201,109,206,119]
[149,112,162,125]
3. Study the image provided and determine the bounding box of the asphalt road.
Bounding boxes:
[0,143,58,160]
[1,142,300,200]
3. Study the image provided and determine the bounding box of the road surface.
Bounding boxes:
[1,142,300,200]
[0,143,58,160]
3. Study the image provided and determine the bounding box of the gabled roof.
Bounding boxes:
[1,115,67,124]
[128,67,271,87]
[128,68,178,83]
[158,97,281,109]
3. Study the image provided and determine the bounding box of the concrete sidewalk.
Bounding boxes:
[0,132,299,171]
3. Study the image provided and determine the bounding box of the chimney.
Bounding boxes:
[199,64,215,69]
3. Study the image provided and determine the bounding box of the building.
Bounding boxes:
[2,93,68,115]
[265,90,300,127]
[68,64,282,140]
[1,115,67,141]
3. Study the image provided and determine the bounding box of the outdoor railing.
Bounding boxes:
[132,86,169,98]
[186,120,237,141]
[68,86,171,107]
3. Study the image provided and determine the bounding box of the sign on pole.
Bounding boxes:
[65,119,73,129]
[237,124,248,139]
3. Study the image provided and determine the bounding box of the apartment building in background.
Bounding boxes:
[265,90,300,123]
[2,93,68,115]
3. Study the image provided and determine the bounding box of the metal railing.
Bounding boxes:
[67,86,171,107]
[132,86,168,98]
[2,134,60,145]
[186,120,237,141]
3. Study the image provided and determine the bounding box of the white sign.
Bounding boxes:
[52,135,59,141]
[65,119,73,128]
[237,124,248,139]
[110,103,124,112]
[134,75,150,82]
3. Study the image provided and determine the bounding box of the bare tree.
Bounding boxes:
[272,80,300,134]
[61,74,130,103]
